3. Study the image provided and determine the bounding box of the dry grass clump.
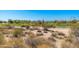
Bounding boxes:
[48,37,56,42]
[0,33,8,48]
[12,28,23,38]
[7,39,26,48]
[25,37,55,48]
[37,44,51,48]
[0,33,6,45]
[28,31,36,38]
[36,32,43,36]
[58,39,74,48]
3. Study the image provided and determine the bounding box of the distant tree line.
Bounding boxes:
[0,19,78,24]
[0,19,78,27]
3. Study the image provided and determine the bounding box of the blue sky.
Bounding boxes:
[0,10,79,21]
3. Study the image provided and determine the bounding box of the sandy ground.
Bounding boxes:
[3,27,71,43]
[48,28,71,36]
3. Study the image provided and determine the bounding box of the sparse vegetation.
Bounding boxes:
[0,19,78,48]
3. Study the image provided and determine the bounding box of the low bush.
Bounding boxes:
[13,28,23,38]
[0,33,6,45]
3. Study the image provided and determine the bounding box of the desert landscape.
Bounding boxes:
[0,10,79,48]
[0,19,78,48]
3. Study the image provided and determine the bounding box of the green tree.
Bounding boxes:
[8,19,13,23]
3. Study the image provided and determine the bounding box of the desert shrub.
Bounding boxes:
[13,28,23,38]
[60,39,77,48]
[48,37,56,42]
[51,32,57,37]
[50,30,55,32]
[36,32,43,36]
[13,39,26,48]
[21,25,26,27]
[65,38,73,43]
[26,26,30,29]
[55,35,65,39]
[25,39,38,48]
[25,37,51,48]
[44,31,48,33]
[37,30,41,32]
[0,33,6,45]
[43,27,49,31]
[58,32,65,36]
[36,37,56,48]
[28,31,36,38]
[60,40,72,48]
[8,39,26,48]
